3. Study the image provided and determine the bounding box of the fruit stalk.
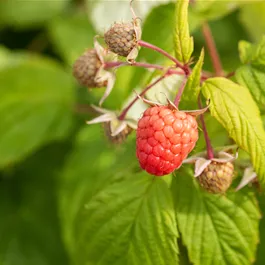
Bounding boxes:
[118,74,167,120]
[173,78,187,107]
[198,95,214,159]
[138,40,189,74]
[104,61,185,75]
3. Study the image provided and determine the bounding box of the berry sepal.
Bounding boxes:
[235,167,257,191]
[184,148,238,177]
[86,105,137,137]
[94,39,117,105]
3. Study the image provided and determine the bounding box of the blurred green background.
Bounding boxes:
[1,0,265,264]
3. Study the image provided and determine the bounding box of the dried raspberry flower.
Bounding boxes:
[104,18,141,62]
[86,105,137,142]
[103,121,133,144]
[185,148,238,193]
[73,49,105,88]
[72,39,117,106]
[198,161,234,193]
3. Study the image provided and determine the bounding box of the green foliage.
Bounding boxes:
[174,0,194,64]
[60,126,178,265]
[238,36,265,65]
[202,78,265,187]
[235,36,265,112]
[48,14,96,65]
[139,3,175,64]
[179,48,204,110]
[172,167,260,265]
[1,1,265,264]
[191,0,246,22]
[0,58,74,168]
[239,2,265,42]
[236,65,265,110]
[0,0,70,28]
[0,143,70,265]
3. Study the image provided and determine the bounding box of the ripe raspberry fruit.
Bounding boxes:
[136,106,198,176]
[72,49,106,88]
[104,22,137,57]
[198,161,234,193]
[103,122,133,144]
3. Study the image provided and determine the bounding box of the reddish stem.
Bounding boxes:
[138,40,189,74]
[118,74,167,120]
[173,78,187,107]
[226,71,235,78]
[104,61,185,76]
[202,23,223,76]
[198,95,214,160]
[103,61,127,69]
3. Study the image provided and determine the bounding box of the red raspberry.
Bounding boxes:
[136,106,198,176]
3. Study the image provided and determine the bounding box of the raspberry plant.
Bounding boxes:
[1,0,265,265]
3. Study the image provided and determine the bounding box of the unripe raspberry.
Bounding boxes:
[72,49,106,88]
[103,122,133,144]
[198,161,234,193]
[136,106,198,176]
[104,22,137,57]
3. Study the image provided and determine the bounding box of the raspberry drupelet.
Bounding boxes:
[136,106,198,176]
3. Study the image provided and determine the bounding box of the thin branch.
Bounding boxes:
[104,61,185,75]
[198,95,214,160]
[138,40,189,75]
[74,104,96,115]
[226,71,235,79]
[118,74,167,120]
[173,78,188,107]
[202,23,223,76]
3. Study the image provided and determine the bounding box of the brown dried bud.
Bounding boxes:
[104,22,137,57]
[103,122,133,144]
[198,161,234,193]
[72,49,107,88]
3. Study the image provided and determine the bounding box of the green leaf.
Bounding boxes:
[239,2,265,42]
[77,175,178,265]
[146,74,185,104]
[172,167,260,265]
[0,0,70,28]
[236,64,265,111]
[191,0,246,22]
[0,143,70,265]
[202,77,265,187]
[139,3,176,64]
[238,36,265,65]
[174,0,194,64]
[256,194,265,265]
[0,58,74,168]
[59,126,179,265]
[48,14,96,65]
[195,114,229,153]
[0,46,34,70]
[179,48,204,110]
[238,40,253,64]
[88,0,171,34]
